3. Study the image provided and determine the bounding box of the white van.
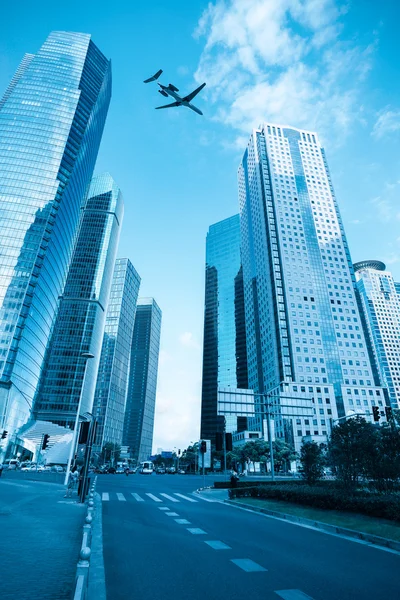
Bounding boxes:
[4,459,19,470]
[140,461,154,475]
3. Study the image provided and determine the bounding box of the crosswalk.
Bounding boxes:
[101,491,215,503]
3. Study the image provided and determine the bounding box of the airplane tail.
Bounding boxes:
[143,69,163,84]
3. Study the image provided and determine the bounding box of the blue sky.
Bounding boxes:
[2,0,400,452]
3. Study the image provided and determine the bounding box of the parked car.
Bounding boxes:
[116,468,124,474]
[108,467,116,474]
[156,468,166,474]
[178,469,186,474]
[3,459,19,470]
[51,465,64,473]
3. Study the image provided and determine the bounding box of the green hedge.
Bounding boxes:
[229,484,400,522]
[214,479,304,489]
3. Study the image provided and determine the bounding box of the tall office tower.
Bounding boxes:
[200,215,248,442]
[355,260,400,410]
[93,259,141,452]
[238,123,386,450]
[34,174,123,425]
[0,32,111,447]
[123,298,162,463]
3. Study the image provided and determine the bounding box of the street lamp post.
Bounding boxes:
[64,352,94,486]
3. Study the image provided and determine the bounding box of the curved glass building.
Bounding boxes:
[0,32,111,450]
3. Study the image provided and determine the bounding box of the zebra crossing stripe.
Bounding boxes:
[160,493,179,502]
[116,493,126,501]
[131,493,144,502]
[102,493,109,501]
[174,493,197,502]
[275,591,315,600]
[146,493,162,502]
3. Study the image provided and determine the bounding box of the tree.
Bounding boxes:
[364,423,400,492]
[100,442,121,465]
[272,439,297,473]
[299,441,325,485]
[328,416,372,489]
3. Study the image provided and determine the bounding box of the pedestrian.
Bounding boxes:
[125,467,129,476]
[0,463,3,478]
[64,466,78,498]
[230,469,239,488]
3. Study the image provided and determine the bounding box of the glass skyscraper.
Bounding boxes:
[0,32,111,449]
[355,260,400,410]
[238,123,387,450]
[34,173,123,425]
[93,258,141,452]
[200,215,248,442]
[123,298,162,463]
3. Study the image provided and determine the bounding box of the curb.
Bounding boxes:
[225,500,400,554]
[87,492,106,600]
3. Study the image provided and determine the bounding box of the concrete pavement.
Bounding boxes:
[97,474,400,600]
[0,476,85,599]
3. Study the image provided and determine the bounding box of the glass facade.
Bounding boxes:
[34,173,123,425]
[200,215,248,442]
[355,260,400,409]
[123,298,162,463]
[238,124,387,450]
[93,258,141,452]
[0,32,111,453]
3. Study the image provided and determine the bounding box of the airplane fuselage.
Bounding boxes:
[158,84,202,115]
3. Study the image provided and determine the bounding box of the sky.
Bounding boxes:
[1,0,400,453]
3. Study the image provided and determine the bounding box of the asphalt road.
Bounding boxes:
[97,474,400,600]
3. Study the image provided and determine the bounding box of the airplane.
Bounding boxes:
[143,69,206,116]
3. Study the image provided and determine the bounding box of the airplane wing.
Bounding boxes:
[155,102,180,110]
[183,82,206,102]
[144,69,163,83]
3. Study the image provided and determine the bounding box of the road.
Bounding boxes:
[97,474,400,600]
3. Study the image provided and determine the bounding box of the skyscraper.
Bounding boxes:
[123,298,162,463]
[34,173,123,425]
[200,215,248,442]
[355,260,400,410]
[93,258,141,452]
[0,32,111,446]
[238,123,387,449]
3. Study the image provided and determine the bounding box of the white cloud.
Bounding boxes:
[372,109,400,139]
[194,0,375,145]
[179,331,201,350]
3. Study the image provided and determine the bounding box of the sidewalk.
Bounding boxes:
[0,476,85,599]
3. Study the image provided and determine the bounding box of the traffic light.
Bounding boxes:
[215,432,223,452]
[78,421,90,444]
[178,449,181,456]
[385,406,393,421]
[42,434,50,450]
[1,430,8,440]
[372,406,380,422]
[225,433,233,452]
[200,440,207,454]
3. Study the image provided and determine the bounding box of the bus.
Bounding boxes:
[140,461,154,475]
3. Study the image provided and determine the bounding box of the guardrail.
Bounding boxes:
[73,476,97,600]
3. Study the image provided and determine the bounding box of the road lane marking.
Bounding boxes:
[131,493,144,502]
[174,493,197,502]
[102,493,109,501]
[187,528,206,534]
[275,591,315,600]
[166,512,179,516]
[160,493,179,502]
[146,493,162,502]
[192,493,215,502]
[175,519,191,524]
[230,559,267,572]
[158,507,169,510]
[116,493,126,501]
[205,541,231,550]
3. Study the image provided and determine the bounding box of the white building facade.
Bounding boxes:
[238,123,387,450]
[355,260,400,410]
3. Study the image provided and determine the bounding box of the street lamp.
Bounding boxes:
[64,351,95,486]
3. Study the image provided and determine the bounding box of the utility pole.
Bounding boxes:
[223,419,227,479]
[265,399,275,481]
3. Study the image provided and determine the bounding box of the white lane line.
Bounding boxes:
[205,540,231,550]
[158,507,169,511]
[131,493,144,502]
[116,493,126,502]
[166,512,179,516]
[187,528,206,535]
[160,493,179,502]
[174,493,197,503]
[192,493,215,503]
[230,559,267,572]
[146,493,162,503]
[102,493,109,501]
[175,519,191,525]
[275,591,315,600]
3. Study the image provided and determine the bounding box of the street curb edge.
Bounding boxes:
[87,492,106,600]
